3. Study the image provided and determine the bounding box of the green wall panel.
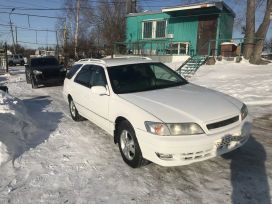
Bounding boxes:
[125,6,234,56]
[168,17,198,55]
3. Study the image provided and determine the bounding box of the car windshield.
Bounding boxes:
[31,58,58,66]
[107,62,188,94]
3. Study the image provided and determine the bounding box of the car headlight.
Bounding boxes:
[33,70,42,75]
[241,103,248,120]
[145,121,204,136]
[60,67,67,72]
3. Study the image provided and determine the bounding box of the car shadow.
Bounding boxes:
[0,76,7,83]
[222,134,270,203]
[0,96,63,165]
[37,83,64,89]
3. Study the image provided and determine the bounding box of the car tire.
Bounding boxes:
[31,76,38,89]
[8,61,13,66]
[20,61,24,66]
[69,98,82,121]
[117,120,148,168]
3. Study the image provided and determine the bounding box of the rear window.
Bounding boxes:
[31,58,59,66]
[66,64,82,79]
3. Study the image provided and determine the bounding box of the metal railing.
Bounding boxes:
[207,37,265,57]
[114,40,193,56]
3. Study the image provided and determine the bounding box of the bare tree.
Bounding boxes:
[249,0,272,64]
[96,0,126,56]
[56,0,95,59]
[243,0,256,59]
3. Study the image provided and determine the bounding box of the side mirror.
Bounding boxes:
[90,86,109,96]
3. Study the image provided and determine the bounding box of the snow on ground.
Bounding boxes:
[190,61,272,117]
[0,90,39,166]
[0,64,271,204]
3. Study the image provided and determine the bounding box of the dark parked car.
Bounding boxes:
[25,57,67,88]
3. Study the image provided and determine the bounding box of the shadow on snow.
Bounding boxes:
[223,118,271,204]
[0,96,63,164]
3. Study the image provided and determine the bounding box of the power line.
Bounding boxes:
[0,23,58,32]
[5,0,52,9]
[18,40,57,46]
[0,11,65,20]
[0,0,172,11]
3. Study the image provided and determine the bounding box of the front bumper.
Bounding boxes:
[136,117,252,167]
[34,75,65,85]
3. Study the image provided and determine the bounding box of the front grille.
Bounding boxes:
[181,148,213,161]
[43,70,60,78]
[207,115,239,130]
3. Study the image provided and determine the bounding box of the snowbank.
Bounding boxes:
[0,142,8,165]
[189,62,272,116]
[0,90,37,166]
[190,62,272,105]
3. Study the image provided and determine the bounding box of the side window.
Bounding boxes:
[74,66,93,87]
[66,64,82,79]
[90,66,107,87]
[151,64,180,82]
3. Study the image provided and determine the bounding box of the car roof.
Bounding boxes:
[31,56,57,60]
[75,57,158,67]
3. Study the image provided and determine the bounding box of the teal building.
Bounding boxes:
[124,1,235,57]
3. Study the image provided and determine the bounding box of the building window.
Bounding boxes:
[143,21,153,39]
[142,20,166,39]
[166,42,190,55]
[156,21,166,38]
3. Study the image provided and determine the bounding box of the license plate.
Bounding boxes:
[215,136,232,149]
[215,133,243,150]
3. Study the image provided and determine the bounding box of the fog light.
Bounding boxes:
[155,152,173,160]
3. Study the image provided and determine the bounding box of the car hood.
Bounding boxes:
[119,84,242,123]
[31,65,62,72]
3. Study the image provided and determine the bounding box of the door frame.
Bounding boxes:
[197,15,218,55]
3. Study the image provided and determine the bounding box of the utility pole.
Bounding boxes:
[126,0,137,14]
[9,8,16,54]
[56,30,59,61]
[15,26,18,45]
[4,42,8,73]
[63,21,68,67]
[74,0,80,60]
[131,0,137,13]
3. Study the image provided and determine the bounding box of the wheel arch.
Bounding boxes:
[114,116,131,144]
[67,94,72,102]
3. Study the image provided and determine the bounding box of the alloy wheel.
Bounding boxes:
[120,130,136,161]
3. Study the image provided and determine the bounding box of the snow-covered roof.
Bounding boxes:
[127,1,235,17]
[162,1,235,17]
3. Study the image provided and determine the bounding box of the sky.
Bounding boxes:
[0,0,271,50]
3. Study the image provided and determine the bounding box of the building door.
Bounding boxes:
[197,15,218,55]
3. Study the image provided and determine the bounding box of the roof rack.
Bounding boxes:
[77,58,106,63]
[111,55,152,60]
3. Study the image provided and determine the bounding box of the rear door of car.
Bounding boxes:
[71,65,93,119]
[87,65,110,132]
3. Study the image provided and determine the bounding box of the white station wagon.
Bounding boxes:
[63,58,252,168]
